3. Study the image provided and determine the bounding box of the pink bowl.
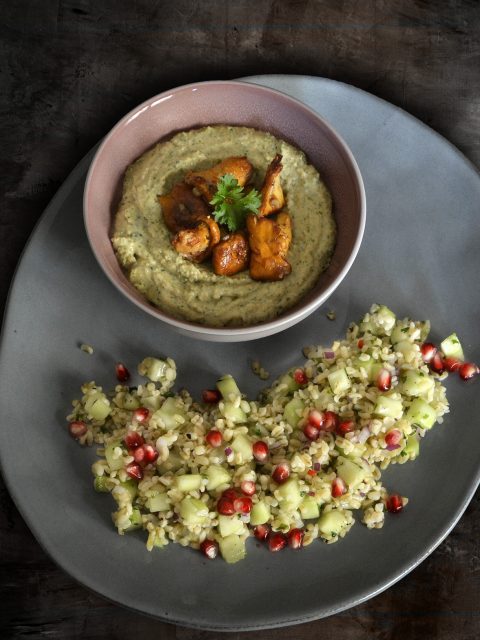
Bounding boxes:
[84,80,365,342]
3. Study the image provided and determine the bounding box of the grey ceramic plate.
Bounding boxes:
[0,75,479,631]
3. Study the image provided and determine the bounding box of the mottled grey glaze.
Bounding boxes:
[0,76,479,631]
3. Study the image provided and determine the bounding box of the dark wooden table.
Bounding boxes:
[2,2,479,638]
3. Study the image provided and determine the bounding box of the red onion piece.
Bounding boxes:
[323,350,335,359]
[224,447,233,456]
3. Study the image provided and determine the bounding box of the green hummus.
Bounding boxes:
[111,126,336,327]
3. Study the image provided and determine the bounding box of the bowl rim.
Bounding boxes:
[83,79,366,339]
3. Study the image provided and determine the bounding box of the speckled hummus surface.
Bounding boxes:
[112,126,335,326]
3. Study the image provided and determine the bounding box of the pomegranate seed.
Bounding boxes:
[459,362,479,381]
[307,469,317,476]
[142,444,159,464]
[420,342,437,363]
[430,352,444,373]
[376,368,392,391]
[133,407,150,423]
[322,411,338,432]
[133,447,145,464]
[240,480,256,496]
[124,431,144,449]
[386,494,404,513]
[222,488,240,500]
[252,441,269,462]
[331,476,347,498]
[253,524,270,541]
[217,497,235,515]
[307,409,324,428]
[287,528,304,549]
[233,496,252,513]
[202,389,220,403]
[115,362,130,382]
[68,420,87,439]
[200,539,218,559]
[268,532,287,552]
[293,368,308,385]
[357,339,364,349]
[385,429,402,447]
[272,463,290,484]
[336,420,355,436]
[205,429,222,448]
[303,423,320,441]
[126,462,143,480]
[443,357,461,373]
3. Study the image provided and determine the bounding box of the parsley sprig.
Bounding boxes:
[210,174,260,232]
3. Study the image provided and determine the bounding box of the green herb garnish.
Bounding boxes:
[210,174,260,232]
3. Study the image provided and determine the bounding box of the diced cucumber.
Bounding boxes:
[283,398,305,428]
[277,477,303,511]
[250,500,271,525]
[206,465,231,491]
[141,394,162,411]
[394,340,418,361]
[218,514,246,537]
[154,397,186,429]
[369,362,385,384]
[419,320,431,342]
[174,474,203,493]
[336,457,367,489]
[283,397,305,428]
[146,492,170,512]
[125,508,142,531]
[122,393,140,410]
[120,479,138,501]
[373,396,403,419]
[157,451,183,474]
[94,476,111,493]
[299,496,320,520]
[390,324,410,345]
[328,368,351,395]
[440,333,464,361]
[317,510,348,535]
[85,391,111,421]
[138,357,168,382]
[405,398,437,430]
[354,355,373,379]
[402,370,434,397]
[230,434,253,461]
[179,497,209,525]
[374,305,396,332]
[221,402,247,424]
[105,441,124,471]
[274,371,300,396]
[218,534,246,564]
[217,375,241,401]
[404,435,420,459]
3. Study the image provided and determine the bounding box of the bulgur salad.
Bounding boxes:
[66,305,478,563]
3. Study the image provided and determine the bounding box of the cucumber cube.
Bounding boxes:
[154,397,186,429]
[206,465,231,491]
[299,496,320,520]
[105,441,124,471]
[157,451,183,474]
[174,474,203,493]
[250,500,271,525]
[125,508,142,531]
[94,476,111,493]
[374,305,396,332]
[390,324,410,345]
[230,434,253,461]
[318,510,348,535]
[179,497,209,525]
[219,534,246,564]
[373,396,403,419]
[336,457,367,489]
[283,397,305,428]
[402,370,434,397]
[218,514,246,537]
[122,393,140,410]
[146,493,170,512]
[404,435,420,459]
[85,391,111,421]
[405,398,437,430]
[328,368,351,395]
[120,479,138,501]
[221,402,247,424]
[217,375,241,401]
[354,356,373,379]
[275,371,301,395]
[138,357,168,382]
[440,333,464,361]
[394,340,418,361]
[369,363,385,384]
[277,478,302,511]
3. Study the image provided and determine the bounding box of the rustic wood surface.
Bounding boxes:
[1,1,479,638]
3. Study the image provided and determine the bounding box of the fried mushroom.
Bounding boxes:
[247,211,292,281]
[258,154,285,217]
[185,156,254,203]
[157,182,210,233]
[212,231,250,276]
